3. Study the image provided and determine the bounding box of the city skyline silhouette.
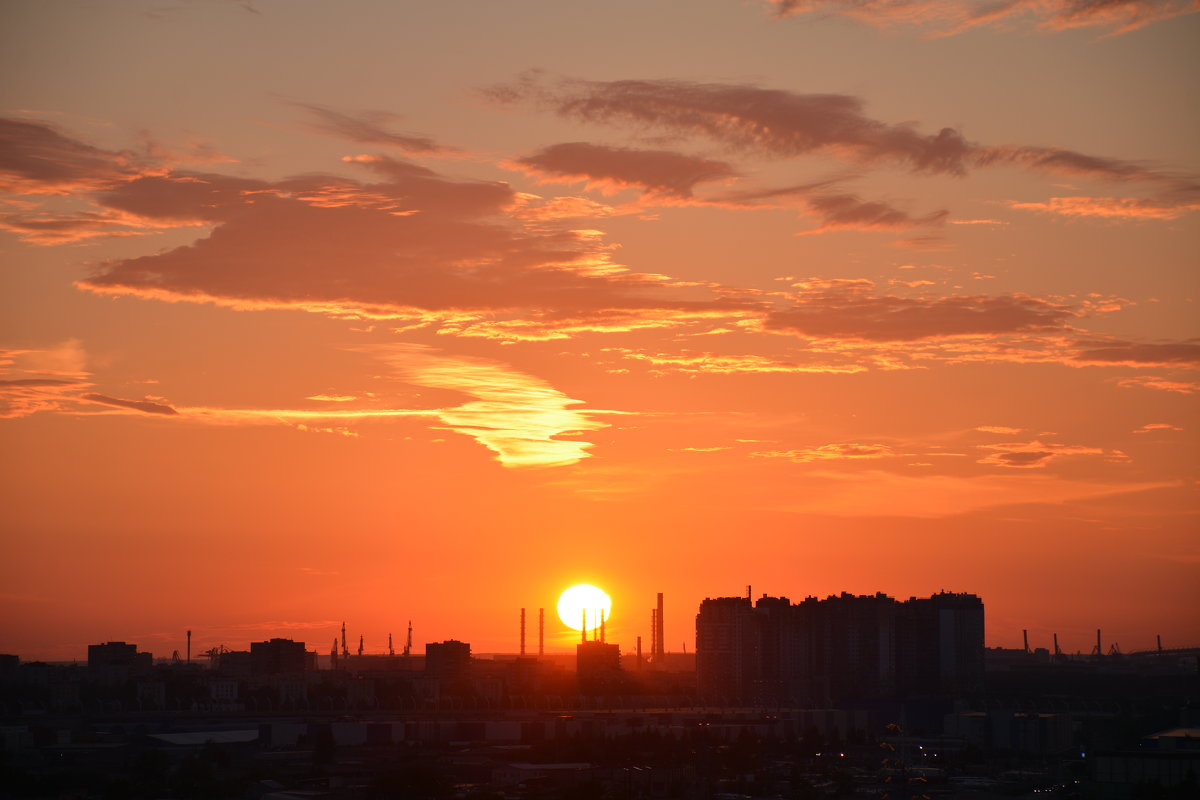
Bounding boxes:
[2,1,1197,682]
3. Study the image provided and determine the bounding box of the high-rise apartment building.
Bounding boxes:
[696,591,984,705]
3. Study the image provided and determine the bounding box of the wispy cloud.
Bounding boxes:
[1009,196,1200,220]
[764,279,1073,342]
[753,443,897,461]
[488,76,1198,221]
[976,440,1127,469]
[764,0,1199,37]
[1114,376,1198,394]
[295,102,452,154]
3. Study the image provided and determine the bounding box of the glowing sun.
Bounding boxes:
[557,584,612,632]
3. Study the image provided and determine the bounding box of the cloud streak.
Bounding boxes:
[765,0,1200,36]
[764,280,1073,342]
[488,76,1198,217]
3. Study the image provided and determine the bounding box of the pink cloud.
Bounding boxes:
[1115,376,1199,394]
[976,439,1125,469]
[765,0,1199,36]
[71,155,757,330]
[764,282,1073,342]
[489,76,974,174]
[489,76,1198,214]
[1132,423,1183,434]
[296,103,451,154]
[509,141,737,198]
[1009,195,1200,220]
[1075,339,1200,367]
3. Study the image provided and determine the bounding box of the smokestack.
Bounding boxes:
[389,633,394,656]
[1023,629,1029,653]
[341,622,348,657]
[636,635,642,669]
[600,609,606,643]
[539,608,544,657]
[582,608,587,644]
[358,634,364,656]
[650,608,657,661]
[331,639,338,669]
[656,592,665,660]
[186,630,191,664]
[520,608,526,656]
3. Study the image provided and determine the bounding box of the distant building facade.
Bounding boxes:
[249,638,313,674]
[696,591,984,705]
[87,641,152,671]
[425,640,471,680]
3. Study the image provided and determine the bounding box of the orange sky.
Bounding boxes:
[1,0,1197,662]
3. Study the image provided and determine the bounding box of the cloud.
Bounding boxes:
[976,425,1023,434]
[509,141,737,198]
[69,153,755,334]
[1075,339,1200,367]
[1132,423,1183,434]
[1114,376,1199,395]
[764,281,1074,341]
[1,339,88,376]
[174,346,609,468]
[488,76,1198,212]
[0,377,90,419]
[709,182,947,234]
[1009,195,1200,220]
[2,343,606,468]
[753,442,897,461]
[489,75,974,174]
[765,0,1199,36]
[295,103,450,154]
[80,393,179,415]
[976,439,1125,469]
[616,350,867,374]
[0,117,148,195]
[354,344,608,468]
[503,146,947,235]
[436,308,750,342]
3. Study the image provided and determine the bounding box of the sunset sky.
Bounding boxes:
[2,0,1197,662]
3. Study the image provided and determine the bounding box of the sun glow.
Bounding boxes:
[557,584,612,632]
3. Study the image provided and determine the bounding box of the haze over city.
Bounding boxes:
[2,0,1198,665]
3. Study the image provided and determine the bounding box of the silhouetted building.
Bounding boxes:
[696,596,759,701]
[87,641,152,670]
[898,591,985,695]
[425,640,471,679]
[577,641,621,693]
[696,591,984,705]
[250,638,313,674]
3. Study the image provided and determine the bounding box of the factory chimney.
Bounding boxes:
[656,592,665,661]
[186,630,191,664]
[539,608,544,657]
[520,608,526,656]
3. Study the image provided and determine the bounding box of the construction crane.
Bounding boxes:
[203,645,228,668]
